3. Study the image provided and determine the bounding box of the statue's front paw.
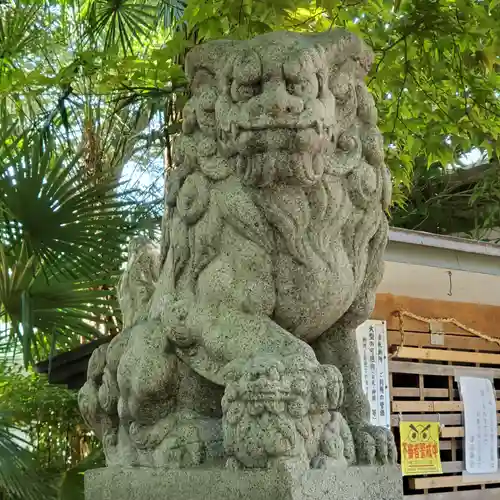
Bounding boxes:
[316,364,344,410]
[158,432,204,467]
[353,424,397,465]
[321,412,355,464]
[154,415,223,468]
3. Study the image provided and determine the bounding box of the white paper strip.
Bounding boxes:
[458,376,498,475]
[356,320,390,429]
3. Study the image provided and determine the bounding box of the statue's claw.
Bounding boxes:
[353,424,397,465]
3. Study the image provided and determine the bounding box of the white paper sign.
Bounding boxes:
[356,320,390,429]
[458,376,498,475]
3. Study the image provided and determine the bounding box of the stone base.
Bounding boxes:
[85,465,404,500]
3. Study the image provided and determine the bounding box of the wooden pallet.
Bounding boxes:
[391,358,500,499]
[378,294,500,500]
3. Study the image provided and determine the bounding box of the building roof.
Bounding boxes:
[389,227,500,259]
[35,337,109,389]
[386,228,500,276]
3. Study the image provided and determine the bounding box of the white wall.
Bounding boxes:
[382,229,500,305]
[379,261,500,306]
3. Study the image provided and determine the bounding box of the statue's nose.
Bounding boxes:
[250,79,304,117]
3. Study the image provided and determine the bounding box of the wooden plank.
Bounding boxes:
[381,294,500,497]
[394,346,500,365]
[389,361,500,378]
[387,330,500,353]
[392,400,500,412]
[432,439,500,451]
[391,387,500,399]
[391,414,462,426]
[439,460,500,473]
[441,426,500,438]
[440,461,464,473]
[373,294,500,339]
[406,489,500,500]
[400,438,499,451]
[448,363,457,494]
[393,401,462,412]
[391,388,449,398]
[390,413,500,426]
[409,474,500,489]
[418,367,429,499]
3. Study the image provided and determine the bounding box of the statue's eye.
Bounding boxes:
[231,80,261,102]
[286,76,320,98]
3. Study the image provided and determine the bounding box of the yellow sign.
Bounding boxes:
[400,421,442,476]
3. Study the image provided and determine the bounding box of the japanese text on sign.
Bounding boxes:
[400,422,442,476]
[356,320,390,429]
[458,376,498,475]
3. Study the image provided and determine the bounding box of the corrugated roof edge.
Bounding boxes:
[388,227,500,258]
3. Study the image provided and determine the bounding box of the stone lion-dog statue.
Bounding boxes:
[79,28,396,471]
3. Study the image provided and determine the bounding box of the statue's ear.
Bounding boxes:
[185,40,238,86]
[312,29,374,76]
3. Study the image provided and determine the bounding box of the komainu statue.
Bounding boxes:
[79,29,396,472]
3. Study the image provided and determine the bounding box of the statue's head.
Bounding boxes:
[178,29,390,207]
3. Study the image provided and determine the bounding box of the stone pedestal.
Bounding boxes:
[85,466,404,500]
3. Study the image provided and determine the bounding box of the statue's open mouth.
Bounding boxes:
[234,147,326,186]
[219,124,333,158]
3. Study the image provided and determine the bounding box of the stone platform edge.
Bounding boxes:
[85,465,404,500]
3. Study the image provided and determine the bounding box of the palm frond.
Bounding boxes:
[85,0,157,53]
[0,243,120,365]
[0,411,56,500]
[0,132,136,279]
[157,0,186,31]
[0,3,42,69]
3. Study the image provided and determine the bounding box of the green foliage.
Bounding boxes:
[2,1,499,209]
[0,412,56,500]
[6,0,498,222]
[85,1,158,53]
[0,365,83,454]
[58,448,105,500]
[393,159,500,238]
[0,363,101,500]
[0,137,130,277]
[361,0,500,206]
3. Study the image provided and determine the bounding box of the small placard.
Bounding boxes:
[430,333,445,346]
[356,320,390,429]
[400,421,442,476]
